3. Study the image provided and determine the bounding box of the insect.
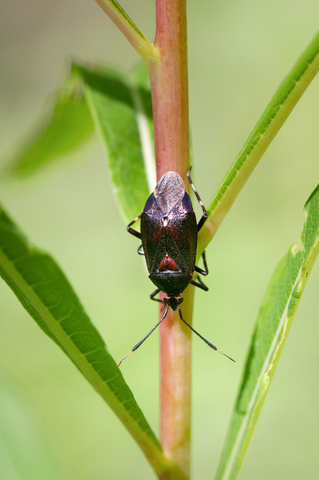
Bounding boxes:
[118,170,234,366]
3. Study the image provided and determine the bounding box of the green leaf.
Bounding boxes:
[6,62,155,223]
[0,372,67,480]
[74,62,155,221]
[8,70,94,177]
[0,205,175,476]
[198,30,319,257]
[215,184,319,480]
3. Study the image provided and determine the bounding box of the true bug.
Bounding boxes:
[118,170,234,365]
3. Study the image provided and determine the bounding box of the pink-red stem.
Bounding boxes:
[146,1,192,477]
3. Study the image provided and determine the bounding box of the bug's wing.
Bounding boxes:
[141,193,163,273]
[154,172,185,215]
[166,193,197,274]
[141,189,197,278]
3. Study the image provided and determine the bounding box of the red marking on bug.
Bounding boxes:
[159,253,179,271]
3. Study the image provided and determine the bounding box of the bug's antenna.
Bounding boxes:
[118,305,169,367]
[177,306,235,362]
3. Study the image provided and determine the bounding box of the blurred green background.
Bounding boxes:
[1,0,319,479]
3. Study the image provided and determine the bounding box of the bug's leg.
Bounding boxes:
[191,275,208,292]
[194,251,209,276]
[192,251,209,290]
[150,288,165,304]
[118,305,169,367]
[137,245,144,255]
[177,306,235,362]
[127,214,142,240]
[150,288,166,313]
[187,169,207,232]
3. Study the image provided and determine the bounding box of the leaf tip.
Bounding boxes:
[304,184,319,209]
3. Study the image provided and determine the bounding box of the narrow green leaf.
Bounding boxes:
[6,60,154,222]
[0,205,176,476]
[74,62,154,221]
[8,70,94,177]
[215,184,319,480]
[129,63,156,194]
[6,61,155,225]
[198,30,319,257]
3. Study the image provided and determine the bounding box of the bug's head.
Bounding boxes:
[163,295,183,311]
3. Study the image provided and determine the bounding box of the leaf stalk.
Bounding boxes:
[95,0,157,62]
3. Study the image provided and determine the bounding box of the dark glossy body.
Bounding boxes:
[141,172,197,296]
[127,170,209,310]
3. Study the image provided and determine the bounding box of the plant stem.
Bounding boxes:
[147,0,190,180]
[159,288,194,479]
[96,0,193,475]
[146,1,192,477]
